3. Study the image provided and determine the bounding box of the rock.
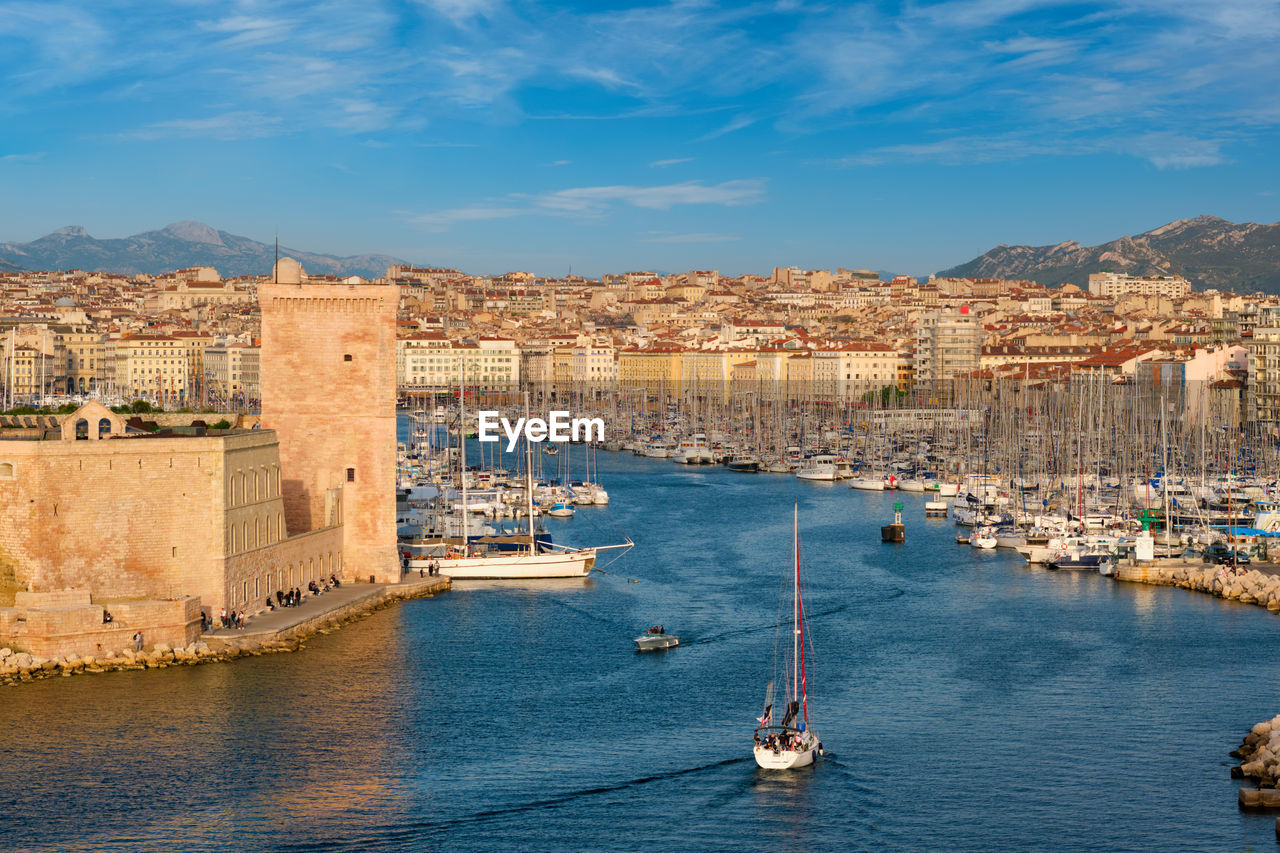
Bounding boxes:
[152,643,171,655]
[12,653,33,669]
[40,659,58,671]
[1243,760,1267,777]
[1255,722,1273,738]
[0,648,11,659]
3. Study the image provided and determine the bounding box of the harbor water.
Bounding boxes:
[4,449,1280,850]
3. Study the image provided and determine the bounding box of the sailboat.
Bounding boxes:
[405,392,630,579]
[753,505,822,770]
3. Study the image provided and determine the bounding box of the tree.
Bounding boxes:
[130,400,154,413]
[210,419,232,430]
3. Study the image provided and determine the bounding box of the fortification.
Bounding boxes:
[259,261,400,583]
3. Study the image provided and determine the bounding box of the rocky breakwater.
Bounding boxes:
[1231,716,1280,818]
[0,639,303,686]
[1115,562,1280,611]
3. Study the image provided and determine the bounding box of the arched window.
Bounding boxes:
[0,461,14,480]
[75,419,89,440]
[98,418,112,437]
[230,526,238,553]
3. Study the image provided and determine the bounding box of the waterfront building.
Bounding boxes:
[398,334,521,387]
[103,334,190,405]
[204,344,261,406]
[617,345,683,392]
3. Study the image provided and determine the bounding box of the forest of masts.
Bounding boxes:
[400,375,1269,486]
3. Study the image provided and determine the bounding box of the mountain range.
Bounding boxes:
[0,221,406,279]
[939,215,1280,293]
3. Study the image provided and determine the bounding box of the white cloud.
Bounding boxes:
[406,178,767,231]
[695,114,758,142]
[650,157,693,167]
[0,152,46,164]
[1122,133,1227,169]
[122,111,284,141]
[407,205,527,232]
[418,0,501,25]
[535,179,767,213]
[641,231,741,243]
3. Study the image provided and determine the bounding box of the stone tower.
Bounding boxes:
[260,260,400,583]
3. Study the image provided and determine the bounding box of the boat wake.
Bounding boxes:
[689,590,903,646]
[272,757,754,851]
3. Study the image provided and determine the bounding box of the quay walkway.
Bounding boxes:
[203,573,450,648]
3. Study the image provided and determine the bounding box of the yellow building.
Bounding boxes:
[61,329,102,395]
[618,346,684,391]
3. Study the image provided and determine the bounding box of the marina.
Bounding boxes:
[6,448,1280,850]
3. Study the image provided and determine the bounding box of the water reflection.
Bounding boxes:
[3,451,1279,850]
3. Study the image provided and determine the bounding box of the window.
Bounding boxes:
[344,354,353,362]
[346,467,355,482]
[0,461,13,480]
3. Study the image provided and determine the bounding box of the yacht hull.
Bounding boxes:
[410,550,595,579]
[754,733,820,769]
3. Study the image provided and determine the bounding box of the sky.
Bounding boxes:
[1,0,1278,277]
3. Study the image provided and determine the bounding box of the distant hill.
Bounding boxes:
[938,216,1280,293]
[0,221,407,278]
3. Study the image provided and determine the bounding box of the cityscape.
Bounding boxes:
[3,0,1280,851]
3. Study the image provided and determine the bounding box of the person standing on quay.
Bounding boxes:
[133,631,143,652]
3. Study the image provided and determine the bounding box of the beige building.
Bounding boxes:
[571,343,617,385]
[398,335,521,387]
[1088,272,1191,299]
[204,344,261,405]
[104,335,190,405]
[914,307,981,382]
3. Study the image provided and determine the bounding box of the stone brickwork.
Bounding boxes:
[0,428,342,614]
[0,590,201,658]
[260,276,400,583]
[224,525,343,613]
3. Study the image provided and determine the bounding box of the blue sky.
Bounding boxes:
[1,0,1278,277]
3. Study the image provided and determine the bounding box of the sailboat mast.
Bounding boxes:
[792,504,800,722]
[459,363,469,547]
[797,505,808,725]
[524,391,536,553]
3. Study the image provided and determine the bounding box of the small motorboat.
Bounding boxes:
[547,501,576,518]
[635,626,678,651]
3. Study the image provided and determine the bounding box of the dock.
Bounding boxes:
[204,574,450,649]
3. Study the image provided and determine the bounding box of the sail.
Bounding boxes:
[758,680,775,727]
[780,699,799,728]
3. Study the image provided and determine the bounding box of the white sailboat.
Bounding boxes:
[753,505,823,770]
[408,392,630,580]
